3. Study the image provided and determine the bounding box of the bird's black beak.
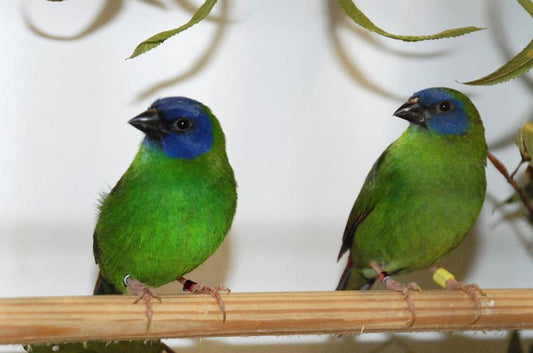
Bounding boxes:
[393,98,427,125]
[129,108,162,140]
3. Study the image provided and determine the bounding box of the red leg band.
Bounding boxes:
[378,271,389,283]
[183,279,196,292]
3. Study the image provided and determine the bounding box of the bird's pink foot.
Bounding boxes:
[429,266,485,324]
[448,279,484,323]
[370,261,420,326]
[430,266,483,324]
[382,277,421,312]
[124,275,161,331]
[177,276,230,322]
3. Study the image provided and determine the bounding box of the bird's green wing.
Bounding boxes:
[337,146,391,261]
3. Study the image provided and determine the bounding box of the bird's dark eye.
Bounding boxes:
[438,101,451,112]
[174,118,191,131]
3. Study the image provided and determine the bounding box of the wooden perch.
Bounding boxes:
[1,289,533,344]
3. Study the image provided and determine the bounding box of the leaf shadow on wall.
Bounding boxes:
[485,0,533,150]
[325,0,449,102]
[485,193,533,261]
[21,0,229,99]
[172,0,227,23]
[487,1,533,92]
[22,0,124,41]
[135,0,231,101]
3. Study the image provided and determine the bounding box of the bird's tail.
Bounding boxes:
[93,272,121,295]
[336,257,375,290]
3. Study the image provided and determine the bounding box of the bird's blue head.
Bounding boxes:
[393,87,470,135]
[129,97,214,159]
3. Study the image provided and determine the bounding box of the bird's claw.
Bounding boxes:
[132,286,161,304]
[446,279,483,295]
[369,261,418,326]
[446,279,484,324]
[178,277,230,322]
[383,277,420,315]
[388,280,421,296]
[124,276,160,331]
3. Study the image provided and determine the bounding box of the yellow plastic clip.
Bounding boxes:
[432,267,455,288]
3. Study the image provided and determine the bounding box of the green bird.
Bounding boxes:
[25,97,235,353]
[93,97,237,323]
[337,88,486,301]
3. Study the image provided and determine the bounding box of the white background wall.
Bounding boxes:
[1,0,532,352]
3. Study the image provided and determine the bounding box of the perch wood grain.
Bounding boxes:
[1,289,533,344]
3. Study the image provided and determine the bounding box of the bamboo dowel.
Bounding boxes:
[1,289,533,344]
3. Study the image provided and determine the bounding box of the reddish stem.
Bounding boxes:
[487,151,533,218]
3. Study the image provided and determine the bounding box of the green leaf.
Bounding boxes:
[128,0,217,59]
[463,39,533,85]
[336,0,484,42]
[518,0,533,17]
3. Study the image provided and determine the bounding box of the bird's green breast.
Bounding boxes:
[354,125,486,278]
[94,144,237,292]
